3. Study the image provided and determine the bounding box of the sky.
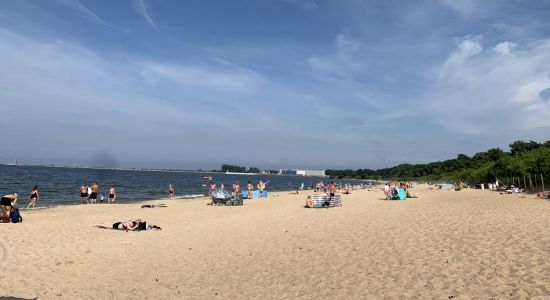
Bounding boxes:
[1,0,550,170]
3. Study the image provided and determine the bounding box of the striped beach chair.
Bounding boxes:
[310,195,342,208]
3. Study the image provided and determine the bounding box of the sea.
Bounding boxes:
[0,164,370,207]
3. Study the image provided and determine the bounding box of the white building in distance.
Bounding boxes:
[279,169,326,177]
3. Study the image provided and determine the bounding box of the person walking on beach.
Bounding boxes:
[108,185,116,204]
[27,186,39,208]
[90,182,99,204]
[1,193,18,219]
[168,184,174,199]
[80,183,88,204]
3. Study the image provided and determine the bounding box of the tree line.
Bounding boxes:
[325,140,550,185]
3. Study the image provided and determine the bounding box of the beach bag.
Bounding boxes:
[10,208,22,223]
[0,214,9,223]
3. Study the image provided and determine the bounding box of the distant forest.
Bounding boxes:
[325,140,550,185]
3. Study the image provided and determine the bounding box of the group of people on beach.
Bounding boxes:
[208,180,269,199]
[79,182,116,204]
[1,185,40,222]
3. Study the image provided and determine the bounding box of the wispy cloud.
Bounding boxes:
[278,0,318,11]
[56,0,116,29]
[308,32,363,78]
[140,61,263,92]
[133,0,157,29]
[439,0,478,17]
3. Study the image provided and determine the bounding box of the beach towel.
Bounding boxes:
[397,188,407,200]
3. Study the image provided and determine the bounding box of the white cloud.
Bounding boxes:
[439,36,482,79]
[425,37,550,135]
[493,41,516,55]
[133,0,157,30]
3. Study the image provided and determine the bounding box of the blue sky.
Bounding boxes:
[1,0,550,169]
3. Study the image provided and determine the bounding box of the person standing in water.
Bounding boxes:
[168,184,174,199]
[108,185,116,204]
[27,186,39,208]
[80,183,88,204]
[90,182,99,204]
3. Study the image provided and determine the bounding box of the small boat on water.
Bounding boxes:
[203,176,212,181]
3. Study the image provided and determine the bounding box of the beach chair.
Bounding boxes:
[310,195,343,208]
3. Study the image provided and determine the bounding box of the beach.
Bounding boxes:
[2,186,549,299]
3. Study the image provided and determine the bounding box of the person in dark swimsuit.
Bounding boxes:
[108,186,116,204]
[168,184,174,199]
[89,182,99,204]
[27,186,39,208]
[80,183,88,204]
[95,220,140,230]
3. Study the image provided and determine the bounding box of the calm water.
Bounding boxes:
[0,165,369,207]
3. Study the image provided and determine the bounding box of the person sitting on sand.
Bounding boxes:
[28,186,39,208]
[328,182,336,197]
[1,193,18,219]
[232,182,241,196]
[209,182,217,195]
[305,196,313,208]
[95,219,140,231]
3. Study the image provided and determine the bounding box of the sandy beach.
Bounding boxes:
[2,186,549,299]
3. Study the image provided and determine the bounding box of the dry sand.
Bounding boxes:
[1,186,549,299]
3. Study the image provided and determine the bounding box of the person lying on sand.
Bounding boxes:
[94,219,162,231]
[96,220,140,230]
[406,190,418,198]
[141,204,167,208]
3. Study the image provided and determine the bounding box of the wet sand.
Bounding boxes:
[2,186,549,299]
